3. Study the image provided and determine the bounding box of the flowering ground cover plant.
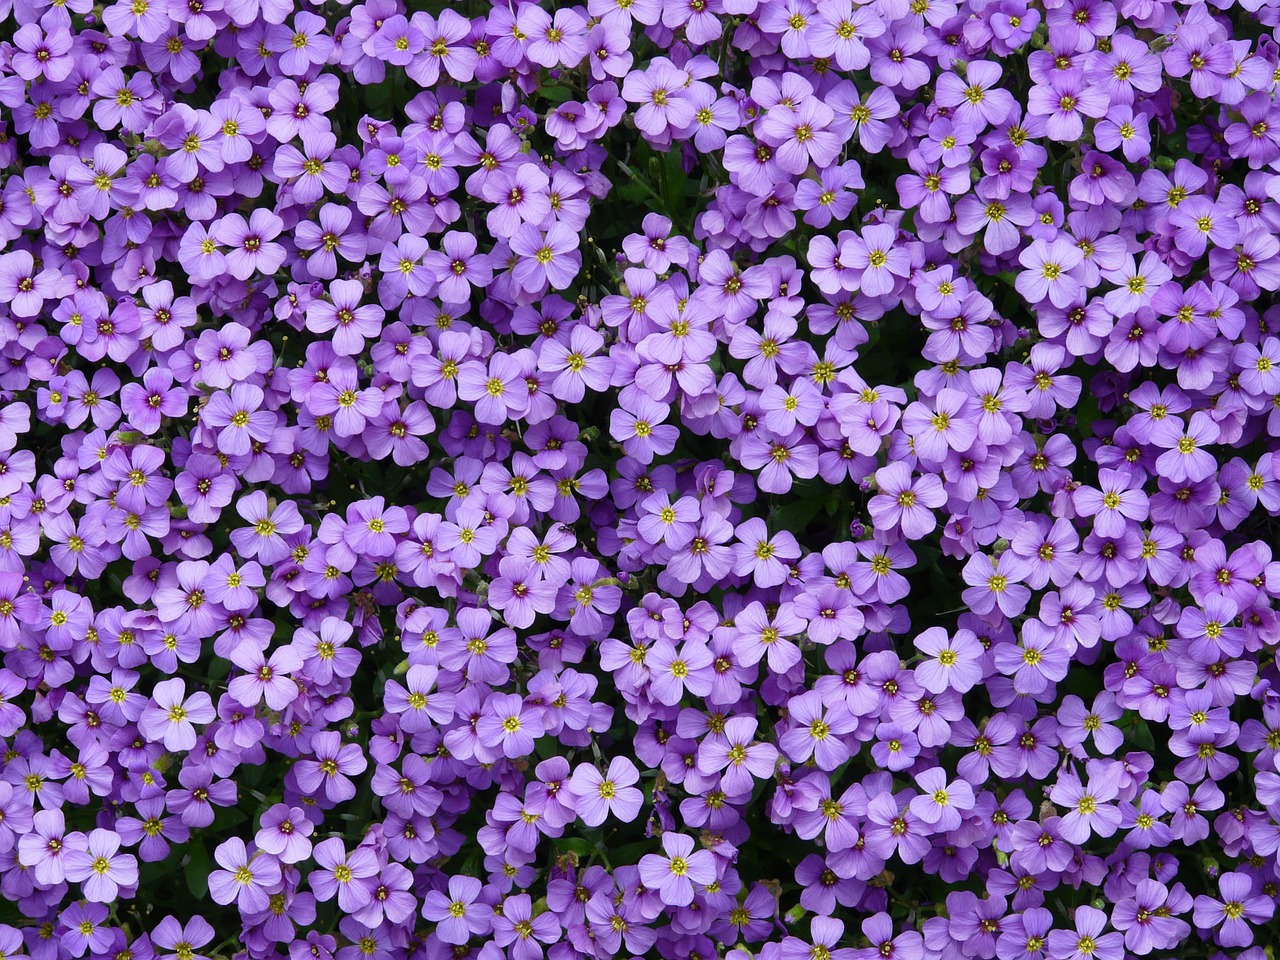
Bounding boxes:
[4,0,1280,957]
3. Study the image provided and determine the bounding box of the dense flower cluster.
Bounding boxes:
[1,0,1280,957]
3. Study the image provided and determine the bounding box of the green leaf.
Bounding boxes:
[772,482,826,533]
[558,838,597,857]
[184,842,211,899]
[610,840,655,865]
[1127,715,1156,753]
[540,86,572,106]
[212,806,249,831]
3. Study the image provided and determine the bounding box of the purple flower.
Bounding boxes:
[1049,764,1123,844]
[510,223,582,295]
[1017,237,1085,308]
[0,250,71,317]
[1046,905,1124,960]
[310,837,379,914]
[384,664,455,732]
[758,99,841,175]
[902,388,978,462]
[139,678,216,752]
[423,231,493,305]
[567,756,643,826]
[255,804,314,864]
[421,875,493,944]
[493,893,562,960]
[293,730,368,803]
[203,383,277,457]
[207,836,281,913]
[17,809,83,885]
[151,917,215,960]
[913,626,984,694]
[609,394,679,465]
[962,552,1031,618]
[699,716,779,794]
[63,828,138,902]
[839,223,911,297]
[622,62,696,137]
[11,24,75,82]
[908,766,975,831]
[59,902,113,958]
[228,643,302,710]
[215,209,287,280]
[868,462,947,539]
[231,491,304,565]
[732,517,800,588]
[306,279,385,356]
[1151,411,1220,484]
[638,832,716,907]
[779,690,855,770]
[477,692,545,758]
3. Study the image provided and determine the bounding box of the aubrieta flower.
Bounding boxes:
[1191,871,1274,947]
[566,756,644,826]
[138,679,215,752]
[309,837,379,914]
[293,731,368,804]
[207,836,282,914]
[1045,905,1123,960]
[638,831,716,907]
[913,626,984,694]
[62,828,138,903]
[254,804,314,864]
[420,875,493,944]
